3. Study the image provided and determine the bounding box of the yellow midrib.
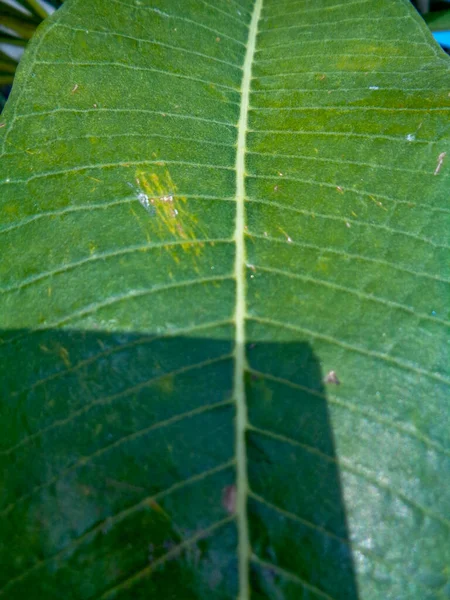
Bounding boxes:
[234,1,263,598]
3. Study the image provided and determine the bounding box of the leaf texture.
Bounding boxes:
[0,0,449,598]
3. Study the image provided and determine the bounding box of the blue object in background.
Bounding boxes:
[433,31,450,47]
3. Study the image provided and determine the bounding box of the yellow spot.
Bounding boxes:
[148,499,170,520]
[4,204,19,216]
[277,226,293,243]
[156,374,174,395]
[59,346,71,368]
[316,259,330,274]
[369,195,387,211]
[135,169,205,259]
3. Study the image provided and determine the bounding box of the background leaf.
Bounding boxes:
[1,0,449,598]
[424,8,450,31]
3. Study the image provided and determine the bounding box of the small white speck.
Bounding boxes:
[406,134,415,142]
[345,222,351,228]
[173,208,178,216]
[434,151,446,175]
[287,236,292,243]
[369,86,379,90]
[250,274,254,279]
[263,231,268,237]
[361,536,375,550]
[138,192,150,209]
[5,178,10,183]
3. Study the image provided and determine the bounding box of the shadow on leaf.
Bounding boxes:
[0,327,359,599]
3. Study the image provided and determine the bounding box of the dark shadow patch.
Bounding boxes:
[0,327,358,599]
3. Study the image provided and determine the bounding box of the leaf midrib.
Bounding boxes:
[234,1,263,598]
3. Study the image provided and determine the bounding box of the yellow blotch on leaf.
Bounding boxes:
[135,169,205,261]
[58,346,71,368]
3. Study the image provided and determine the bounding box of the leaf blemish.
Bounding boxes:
[277,226,293,243]
[222,485,237,515]
[434,152,446,175]
[133,169,204,258]
[324,370,340,385]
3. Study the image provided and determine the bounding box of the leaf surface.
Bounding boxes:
[0,0,449,598]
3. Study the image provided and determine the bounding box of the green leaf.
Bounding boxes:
[3,0,54,21]
[0,75,14,86]
[1,0,449,598]
[0,13,38,40]
[0,0,38,23]
[424,9,450,31]
[21,0,52,20]
[0,58,17,74]
[0,33,28,47]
